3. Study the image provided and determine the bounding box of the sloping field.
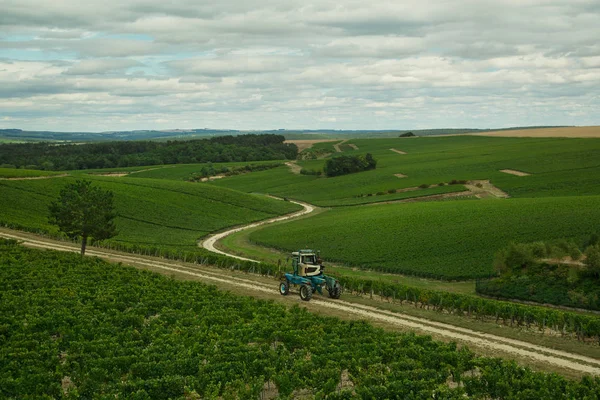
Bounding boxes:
[211,136,600,205]
[0,174,301,250]
[471,126,600,138]
[250,196,600,279]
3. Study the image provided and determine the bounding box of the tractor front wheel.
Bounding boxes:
[299,284,313,301]
[279,280,290,296]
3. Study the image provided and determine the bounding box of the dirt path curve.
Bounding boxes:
[199,198,315,262]
[1,228,599,376]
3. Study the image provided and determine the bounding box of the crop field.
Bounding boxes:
[0,174,301,250]
[211,136,600,205]
[2,242,599,399]
[250,195,600,279]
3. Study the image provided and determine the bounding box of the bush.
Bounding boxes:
[584,245,600,278]
[418,183,429,189]
[323,153,377,177]
[387,189,396,194]
[502,242,535,272]
[300,168,322,176]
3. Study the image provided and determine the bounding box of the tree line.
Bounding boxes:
[0,134,298,170]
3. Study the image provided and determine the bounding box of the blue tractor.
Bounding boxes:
[279,249,342,301]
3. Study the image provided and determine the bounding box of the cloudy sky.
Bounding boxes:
[1,0,599,132]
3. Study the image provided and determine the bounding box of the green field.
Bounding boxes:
[0,174,301,250]
[210,136,600,279]
[3,241,599,399]
[249,196,600,279]
[2,136,600,280]
[208,136,600,205]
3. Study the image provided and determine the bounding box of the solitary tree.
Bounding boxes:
[49,180,117,256]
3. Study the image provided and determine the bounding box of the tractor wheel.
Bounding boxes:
[279,280,290,296]
[299,284,313,301]
[328,283,342,299]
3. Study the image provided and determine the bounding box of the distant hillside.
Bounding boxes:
[0,126,570,143]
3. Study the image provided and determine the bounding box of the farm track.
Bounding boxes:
[3,227,600,376]
[199,198,315,262]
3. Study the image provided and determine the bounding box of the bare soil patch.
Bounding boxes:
[500,169,531,176]
[465,180,509,198]
[348,143,358,150]
[394,173,407,178]
[284,139,338,152]
[200,175,226,182]
[390,148,407,155]
[471,126,600,138]
[93,172,129,177]
[285,161,303,175]
[333,139,347,153]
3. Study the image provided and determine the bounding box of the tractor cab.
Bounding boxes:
[280,249,342,301]
[292,249,323,277]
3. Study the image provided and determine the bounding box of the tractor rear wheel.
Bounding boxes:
[299,284,313,301]
[328,283,342,299]
[279,280,290,296]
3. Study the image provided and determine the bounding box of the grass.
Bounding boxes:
[0,175,301,250]
[249,195,600,279]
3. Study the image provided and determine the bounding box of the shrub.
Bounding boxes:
[323,153,377,177]
[584,245,600,278]
[418,183,429,189]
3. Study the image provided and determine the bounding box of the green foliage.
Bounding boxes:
[299,168,322,176]
[479,238,600,311]
[48,180,117,255]
[250,196,600,279]
[499,242,536,273]
[0,134,297,170]
[323,153,377,177]
[585,245,600,278]
[2,244,600,398]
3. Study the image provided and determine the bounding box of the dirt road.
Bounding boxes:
[199,198,314,262]
[1,228,599,377]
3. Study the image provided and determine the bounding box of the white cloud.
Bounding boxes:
[0,0,598,130]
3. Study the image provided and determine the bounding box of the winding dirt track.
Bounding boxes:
[199,198,314,262]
